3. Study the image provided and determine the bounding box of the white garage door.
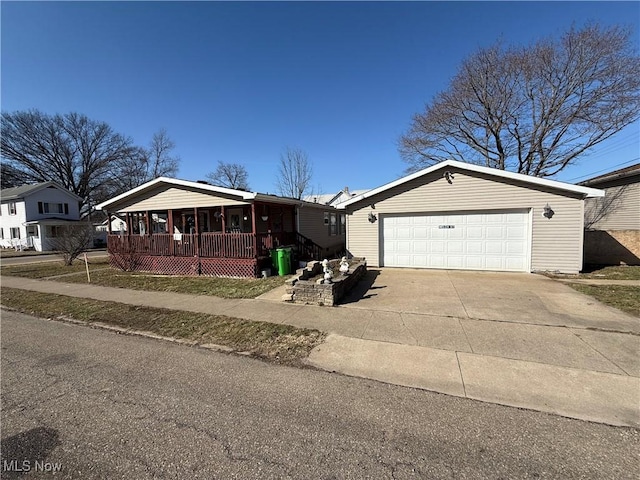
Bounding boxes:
[382,211,530,272]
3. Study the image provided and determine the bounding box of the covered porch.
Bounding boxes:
[106,201,304,277]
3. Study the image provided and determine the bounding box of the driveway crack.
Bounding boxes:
[455,351,468,398]
[447,271,470,319]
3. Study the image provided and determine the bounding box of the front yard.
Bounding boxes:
[1,260,287,299]
[567,284,640,317]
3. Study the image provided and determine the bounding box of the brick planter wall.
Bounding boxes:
[286,258,367,306]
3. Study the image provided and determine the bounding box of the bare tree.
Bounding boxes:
[48,224,94,266]
[400,24,640,177]
[117,129,180,191]
[276,147,313,199]
[1,110,135,211]
[0,111,181,210]
[206,161,250,190]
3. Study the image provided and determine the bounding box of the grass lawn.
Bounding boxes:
[568,284,640,317]
[1,260,287,298]
[545,265,640,280]
[1,258,111,278]
[0,288,325,365]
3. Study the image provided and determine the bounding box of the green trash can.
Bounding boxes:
[276,247,292,276]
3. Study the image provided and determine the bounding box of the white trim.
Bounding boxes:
[337,160,605,209]
[94,177,257,210]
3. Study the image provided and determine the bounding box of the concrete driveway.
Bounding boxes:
[341,268,640,333]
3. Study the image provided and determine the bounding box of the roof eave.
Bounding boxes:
[339,160,605,207]
[94,177,257,210]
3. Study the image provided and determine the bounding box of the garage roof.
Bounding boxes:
[337,160,604,208]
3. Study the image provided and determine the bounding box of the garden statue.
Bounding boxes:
[322,259,333,284]
[339,256,349,274]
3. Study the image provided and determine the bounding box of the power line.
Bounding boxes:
[566,157,640,182]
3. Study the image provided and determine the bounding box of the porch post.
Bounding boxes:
[167,209,174,256]
[106,211,112,234]
[145,210,151,236]
[251,202,257,258]
[194,207,199,257]
[220,206,226,233]
[126,213,132,236]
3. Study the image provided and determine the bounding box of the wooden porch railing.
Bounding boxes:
[107,232,296,259]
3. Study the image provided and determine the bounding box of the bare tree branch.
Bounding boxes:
[275,147,313,199]
[0,112,180,211]
[400,24,640,177]
[206,161,250,190]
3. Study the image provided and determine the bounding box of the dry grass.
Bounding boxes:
[545,265,640,281]
[1,261,287,298]
[568,284,640,317]
[0,288,325,365]
[1,258,111,278]
[57,270,287,298]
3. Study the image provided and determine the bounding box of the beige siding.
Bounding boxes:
[584,183,639,230]
[109,185,249,213]
[298,206,345,252]
[346,169,585,273]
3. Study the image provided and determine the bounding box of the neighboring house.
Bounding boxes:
[0,181,83,252]
[93,213,128,247]
[305,187,370,207]
[338,160,604,274]
[580,163,640,266]
[95,214,128,234]
[94,177,346,277]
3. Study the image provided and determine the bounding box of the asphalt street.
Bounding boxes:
[1,310,638,479]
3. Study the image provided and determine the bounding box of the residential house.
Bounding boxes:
[94,177,346,277]
[305,187,369,207]
[580,163,640,265]
[338,160,604,274]
[0,181,83,251]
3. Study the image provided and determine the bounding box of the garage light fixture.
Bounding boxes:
[543,203,555,219]
[444,171,455,184]
[368,212,377,223]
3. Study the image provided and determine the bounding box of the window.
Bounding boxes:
[48,226,63,238]
[323,212,329,225]
[38,202,69,214]
[0,228,3,239]
[340,214,346,235]
[329,212,338,236]
[26,225,39,238]
[9,202,16,215]
[10,227,20,239]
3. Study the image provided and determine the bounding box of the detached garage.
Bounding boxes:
[339,160,604,274]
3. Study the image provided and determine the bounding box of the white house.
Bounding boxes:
[305,187,370,207]
[0,181,83,251]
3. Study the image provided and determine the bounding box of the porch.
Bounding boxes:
[105,202,321,277]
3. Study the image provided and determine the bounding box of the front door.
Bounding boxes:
[227,208,244,233]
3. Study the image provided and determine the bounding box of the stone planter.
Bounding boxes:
[284,258,367,306]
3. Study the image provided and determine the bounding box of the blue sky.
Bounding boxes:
[2,1,639,195]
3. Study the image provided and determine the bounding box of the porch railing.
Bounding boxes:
[107,232,296,259]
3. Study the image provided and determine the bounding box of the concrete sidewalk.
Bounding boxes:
[2,275,639,427]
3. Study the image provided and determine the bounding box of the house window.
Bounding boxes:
[340,214,346,235]
[38,202,68,214]
[9,202,17,215]
[323,212,329,225]
[26,225,39,238]
[0,228,3,239]
[10,227,20,239]
[48,226,63,238]
[329,212,338,236]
